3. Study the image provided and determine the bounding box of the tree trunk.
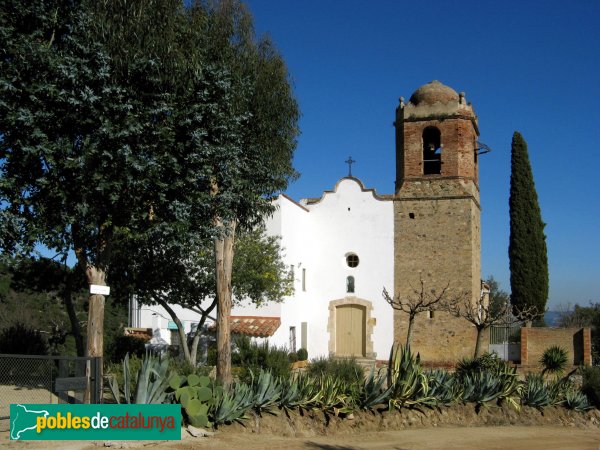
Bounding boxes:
[474,327,485,358]
[155,297,192,364]
[83,265,106,403]
[215,220,236,388]
[190,301,216,364]
[406,315,415,347]
[64,275,84,357]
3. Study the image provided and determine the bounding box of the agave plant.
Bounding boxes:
[461,364,521,410]
[386,344,435,410]
[212,382,253,425]
[278,373,303,413]
[426,369,462,406]
[317,373,357,415]
[521,373,551,410]
[249,369,282,416]
[358,366,390,411]
[563,389,591,412]
[107,352,170,404]
[297,373,325,411]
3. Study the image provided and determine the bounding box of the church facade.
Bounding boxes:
[134,80,484,363]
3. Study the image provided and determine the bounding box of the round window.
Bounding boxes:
[346,253,359,268]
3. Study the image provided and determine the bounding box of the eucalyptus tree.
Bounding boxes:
[1,0,299,388]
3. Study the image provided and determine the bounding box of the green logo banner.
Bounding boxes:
[10,404,181,440]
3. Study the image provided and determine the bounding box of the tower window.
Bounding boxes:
[346,253,359,268]
[423,126,442,175]
[346,276,355,293]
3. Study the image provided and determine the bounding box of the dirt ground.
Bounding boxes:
[2,405,600,450]
[1,426,599,450]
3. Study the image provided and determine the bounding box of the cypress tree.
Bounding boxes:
[509,132,549,318]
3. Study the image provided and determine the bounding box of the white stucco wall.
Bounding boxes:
[135,177,395,360]
[267,178,394,359]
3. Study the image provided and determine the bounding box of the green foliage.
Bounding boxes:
[461,366,521,410]
[168,372,214,428]
[307,356,364,386]
[485,276,511,318]
[249,369,282,416]
[455,352,508,379]
[232,336,291,383]
[559,303,600,364]
[107,353,169,404]
[540,346,568,377]
[0,322,48,355]
[358,367,390,410]
[509,132,549,315]
[580,365,600,408]
[386,345,434,409]
[232,228,294,306]
[426,369,462,406]
[288,352,298,363]
[297,348,308,361]
[521,373,551,410]
[563,389,591,412]
[107,335,147,363]
[212,382,253,425]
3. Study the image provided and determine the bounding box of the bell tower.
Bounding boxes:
[394,80,482,361]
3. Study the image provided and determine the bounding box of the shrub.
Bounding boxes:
[106,335,147,363]
[307,356,364,386]
[0,322,48,355]
[540,345,568,377]
[455,352,508,379]
[232,335,291,383]
[297,348,308,361]
[288,352,298,363]
[580,365,600,408]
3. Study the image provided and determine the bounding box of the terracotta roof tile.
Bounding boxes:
[211,316,281,338]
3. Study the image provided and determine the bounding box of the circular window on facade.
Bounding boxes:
[346,253,359,268]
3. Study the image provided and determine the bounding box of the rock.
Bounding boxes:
[187,425,215,437]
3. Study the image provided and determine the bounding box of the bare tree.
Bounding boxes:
[383,279,459,346]
[445,283,539,357]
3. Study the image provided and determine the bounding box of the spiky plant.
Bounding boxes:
[521,373,551,410]
[540,346,568,378]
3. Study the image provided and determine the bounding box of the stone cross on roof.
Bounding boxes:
[345,156,356,177]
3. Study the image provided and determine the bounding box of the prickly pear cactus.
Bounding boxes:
[168,372,214,429]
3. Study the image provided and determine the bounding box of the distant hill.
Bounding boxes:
[544,311,562,327]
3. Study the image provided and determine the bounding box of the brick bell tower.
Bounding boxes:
[394,80,482,362]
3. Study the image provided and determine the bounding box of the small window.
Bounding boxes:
[346,276,355,293]
[346,254,359,268]
[289,326,297,352]
[428,310,435,319]
[302,268,306,291]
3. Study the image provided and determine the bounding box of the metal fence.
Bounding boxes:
[489,325,521,345]
[0,354,102,430]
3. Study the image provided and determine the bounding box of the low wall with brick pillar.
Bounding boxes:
[520,327,591,367]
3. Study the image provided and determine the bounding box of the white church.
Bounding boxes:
[132,175,395,360]
[132,79,489,363]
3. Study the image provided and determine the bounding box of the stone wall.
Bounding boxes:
[520,327,592,366]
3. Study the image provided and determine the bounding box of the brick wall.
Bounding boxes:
[520,327,592,366]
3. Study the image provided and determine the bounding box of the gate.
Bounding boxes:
[489,325,521,362]
[0,354,102,427]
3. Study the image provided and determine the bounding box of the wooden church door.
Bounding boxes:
[336,304,366,357]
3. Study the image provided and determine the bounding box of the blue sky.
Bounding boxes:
[244,0,600,309]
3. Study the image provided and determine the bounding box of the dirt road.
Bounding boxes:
[2,426,600,450]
